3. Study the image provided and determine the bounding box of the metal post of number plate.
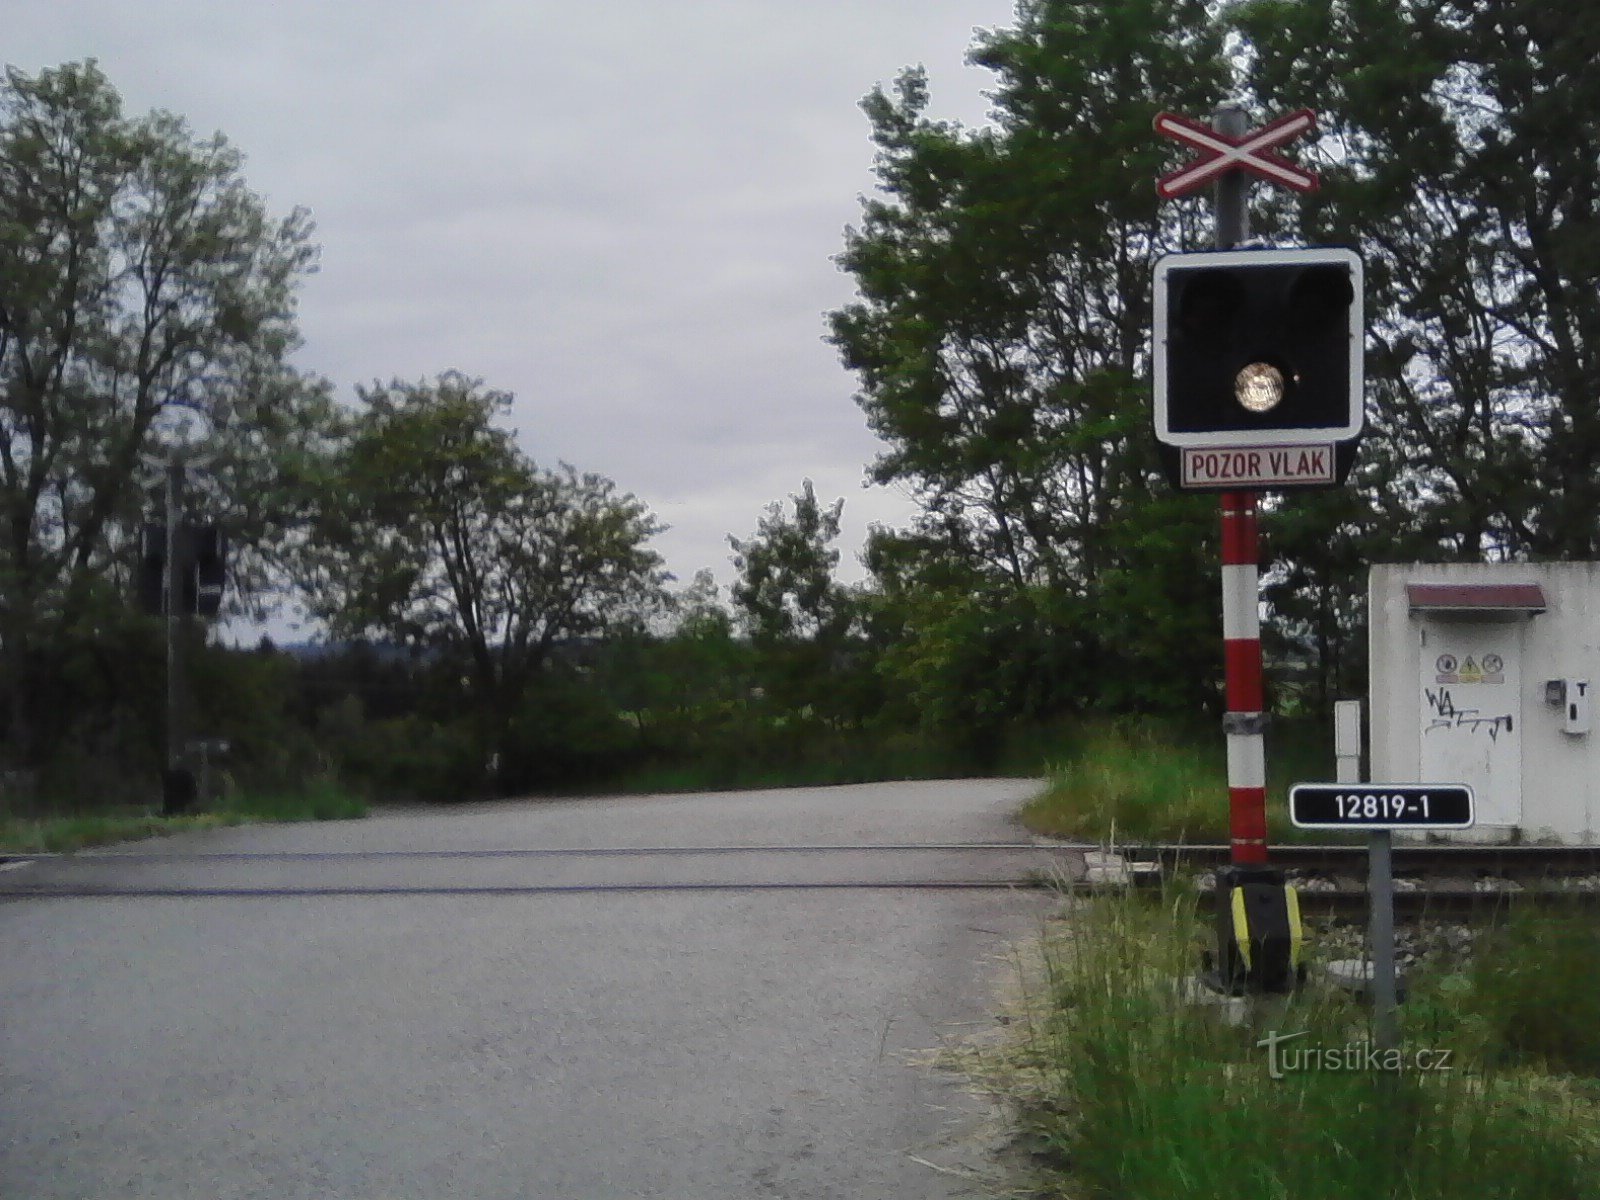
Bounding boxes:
[1369,829,1399,1053]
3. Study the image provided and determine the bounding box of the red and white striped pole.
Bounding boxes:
[1221,490,1267,864]
[1212,103,1269,867]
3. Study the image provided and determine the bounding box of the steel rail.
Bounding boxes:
[6,875,1595,913]
[0,879,1056,899]
[1121,843,1600,875]
[0,841,1063,863]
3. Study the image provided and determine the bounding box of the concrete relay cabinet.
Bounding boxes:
[1368,563,1600,844]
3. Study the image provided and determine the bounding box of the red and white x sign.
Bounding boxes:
[1154,108,1320,199]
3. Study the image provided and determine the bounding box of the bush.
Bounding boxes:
[218,777,369,822]
[502,676,644,792]
[335,714,482,802]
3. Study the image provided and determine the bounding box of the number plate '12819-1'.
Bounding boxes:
[1289,783,1475,830]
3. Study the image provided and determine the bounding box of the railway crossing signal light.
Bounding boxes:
[136,521,228,618]
[1153,247,1364,489]
[192,524,227,619]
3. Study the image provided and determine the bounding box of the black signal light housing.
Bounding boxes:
[1153,247,1364,488]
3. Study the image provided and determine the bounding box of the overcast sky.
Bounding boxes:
[9,0,1018,605]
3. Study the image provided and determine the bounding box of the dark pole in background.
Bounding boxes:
[163,451,192,815]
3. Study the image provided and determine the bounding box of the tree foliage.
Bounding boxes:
[728,480,874,724]
[0,60,322,767]
[1229,0,1600,700]
[300,372,669,766]
[13,10,1600,802]
[829,0,1233,723]
[1238,0,1600,561]
[729,480,852,646]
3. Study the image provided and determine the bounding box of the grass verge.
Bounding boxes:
[1019,717,1337,843]
[0,810,239,854]
[0,778,368,854]
[964,887,1600,1200]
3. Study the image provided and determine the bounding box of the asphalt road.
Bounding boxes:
[1,779,1071,1199]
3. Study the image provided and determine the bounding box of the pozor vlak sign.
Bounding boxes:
[1153,246,1364,490]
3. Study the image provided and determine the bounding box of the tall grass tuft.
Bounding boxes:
[1004,887,1600,1199]
[1021,720,1226,842]
[1021,717,1338,844]
[1412,898,1600,1078]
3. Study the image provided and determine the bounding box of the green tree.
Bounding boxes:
[674,568,735,641]
[729,481,851,645]
[629,568,749,730]
[1210,0,1600,708]
[300,372,668,778]
[863,526,1082,746]
[584,569,756,776]
[0,60,321,771]
[829,1,1227,723]
[1258,488,1381,712]
[1238,0,1600,559]
[728,481,869,725]
[662,569,752,725]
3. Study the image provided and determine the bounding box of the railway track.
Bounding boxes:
[1,841,1050,862]
[1113,843,1600,919]
[4,841,1597,917]
[1217,884,1600,920]
[1119,842,1600,878]
[0,842,1073,899]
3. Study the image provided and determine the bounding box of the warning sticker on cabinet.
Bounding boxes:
[1435,652,1505,685]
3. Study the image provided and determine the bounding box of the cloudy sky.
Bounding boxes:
[9,0,1018,599]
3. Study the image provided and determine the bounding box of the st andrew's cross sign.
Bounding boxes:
[1154,108,1320,199]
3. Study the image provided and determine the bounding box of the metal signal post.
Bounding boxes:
[1221,491,1267,862]
[163,453,194,815]
[1154,102,1332,994]
[1212,104,1268,866]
